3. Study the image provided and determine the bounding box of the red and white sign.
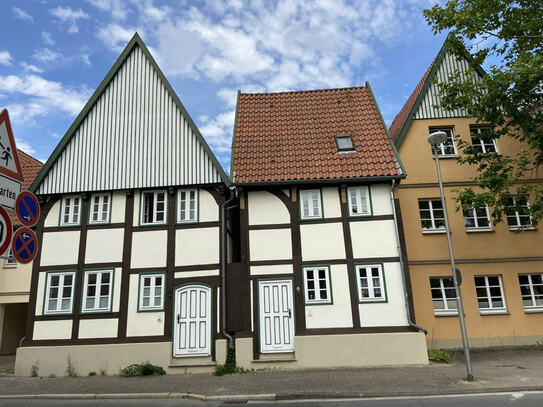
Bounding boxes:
[0,109,24,209]
[0,205,13,256]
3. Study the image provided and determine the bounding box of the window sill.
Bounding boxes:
[434,311,458,317]
[466,228,493,233]
[358,299,387,304]
[300,217,323,221]
[2,264,17,269]
[479,310,508,316]
[305,301,333,306]
[509,226,536,232]
[422,229,447,234]
[524,308,543,314]
[433,155,458,159]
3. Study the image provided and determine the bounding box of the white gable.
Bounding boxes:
[37,45,224,195]
[414,50,482,120]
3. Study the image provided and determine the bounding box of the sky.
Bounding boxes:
[0,0,449,171]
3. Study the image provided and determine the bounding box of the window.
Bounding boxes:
[303,266,332,304]
[60,196,81,226]
[463,205,491,231]
[418,199,445,232]
[336,135,354,152]
[300,189,322,220]
[348,186,371,216]
[139,273,165,311]
[89,193,110,224]
[178,189,198,223]
[44,271,75,315]
[474,275,506,314]
[141,190,167,225]
[355,264,386,302]
[470,126,498,154]
[518,274,543,312]
[506,195,532,229]
[3,248,16,268]
[82,269,113,313]
[429,127,457,157]
[430,277,457,315]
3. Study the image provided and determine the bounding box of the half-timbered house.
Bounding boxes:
[229,85,429,369]
[15,34,232,376]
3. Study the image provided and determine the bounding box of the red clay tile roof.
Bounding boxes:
[232,86,402,184]
[8,150,43,226]
[388,54,438,143]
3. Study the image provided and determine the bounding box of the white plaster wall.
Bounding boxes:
[174,270,219,279]
[370,184,393,216]
[44,200,61,227]
[126,274,164,337]
[41,231,80,266]
[78,318,118,339]
[112,267,121,312]
[199,189,219,222]
[249,229,292,261]
[322,187,341,218]
[34,273,46,316]
[132,190,140,226]
[305,264,353,328]
[250,264,293,275]
[131,230,167,268]
[110,191,126,223]
[300,223,345,262]
[358,262,408,327]
[175,227,219,266]
[248,191,290,225]
[350,220,399,259]
[0,260,32,300]
[85,229,124,264]
[33,320,72,340]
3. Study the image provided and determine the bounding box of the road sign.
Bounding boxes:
[0,205,13,256]
[0,109,24,209]
[15,191,40,227]
[12,227,37,264]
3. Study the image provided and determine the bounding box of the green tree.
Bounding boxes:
[423,0,543,227]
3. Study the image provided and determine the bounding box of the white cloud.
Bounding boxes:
[32,48,61,63]
[42,32,55,46]
[49,6,90,34]
[199,110,236,155]
[20,62,43,73]
[15,138,36,155]
[97,23,138,52]
[86,0,130,21]
[12,7,33,23]
[0,51,13,66]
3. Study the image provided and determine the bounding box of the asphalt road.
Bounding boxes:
[1,392,543,407]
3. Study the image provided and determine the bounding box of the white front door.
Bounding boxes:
[173,285,212,357]
[259,279,295,353]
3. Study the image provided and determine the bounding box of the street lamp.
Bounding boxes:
[428,131,474,382]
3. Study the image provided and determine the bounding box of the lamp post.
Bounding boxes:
[428,131,474,382]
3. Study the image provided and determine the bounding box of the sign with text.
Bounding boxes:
[0,109,24,209]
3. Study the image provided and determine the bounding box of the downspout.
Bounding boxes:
[221,186,238,346]
[390,179,427,335]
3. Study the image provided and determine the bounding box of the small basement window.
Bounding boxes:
[335,135,355,152]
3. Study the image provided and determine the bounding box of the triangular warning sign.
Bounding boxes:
[0,109,24,183]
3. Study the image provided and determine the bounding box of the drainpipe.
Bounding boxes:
[390,180,427,335]
[221,186,238,346]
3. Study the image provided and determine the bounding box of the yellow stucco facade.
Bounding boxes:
[397,117,543,348]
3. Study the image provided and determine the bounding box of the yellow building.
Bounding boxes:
[389,36,543,348]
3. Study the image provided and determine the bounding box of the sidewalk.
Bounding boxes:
[1,347,543,400]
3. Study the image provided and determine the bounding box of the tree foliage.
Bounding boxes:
[423,0,543,226]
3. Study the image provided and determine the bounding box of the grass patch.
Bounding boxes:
[214,347,238,376]
[119,361,165,377]
[428,349,452,363]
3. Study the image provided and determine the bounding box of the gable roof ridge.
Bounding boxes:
[240,85,366,96]
[31,33,229,192]
[389,33,487,148]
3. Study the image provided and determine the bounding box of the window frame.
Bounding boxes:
[88,192,112,225]
[429,276,458,316]
[43,270,76,316]
[3,248,17,268]
[302,265,333,305]
[474,275,507,315]
[138,272,166,312]
[470,126,499,154]
[418,198,446,234]
[462,205,492,232]
[59,195,82,227]
[506,195,533,230]
[429,127,458,158]
[347,186,372,217]
[518,274,543,313]
[355,263,387,303]
[81,268,114,314]
[335,135,355,152]
[140,190,168,226]
[299,188,324,220]
[176,188,199,224]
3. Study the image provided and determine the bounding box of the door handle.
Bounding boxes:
[176,314,180,324]
[288,309,292,319]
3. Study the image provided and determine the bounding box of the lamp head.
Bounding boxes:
[428,131,448,145]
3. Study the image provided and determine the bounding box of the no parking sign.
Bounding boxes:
[15,191,40,227]
[12,227,37,264]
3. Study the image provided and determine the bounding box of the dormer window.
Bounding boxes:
[336,135,354,152]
